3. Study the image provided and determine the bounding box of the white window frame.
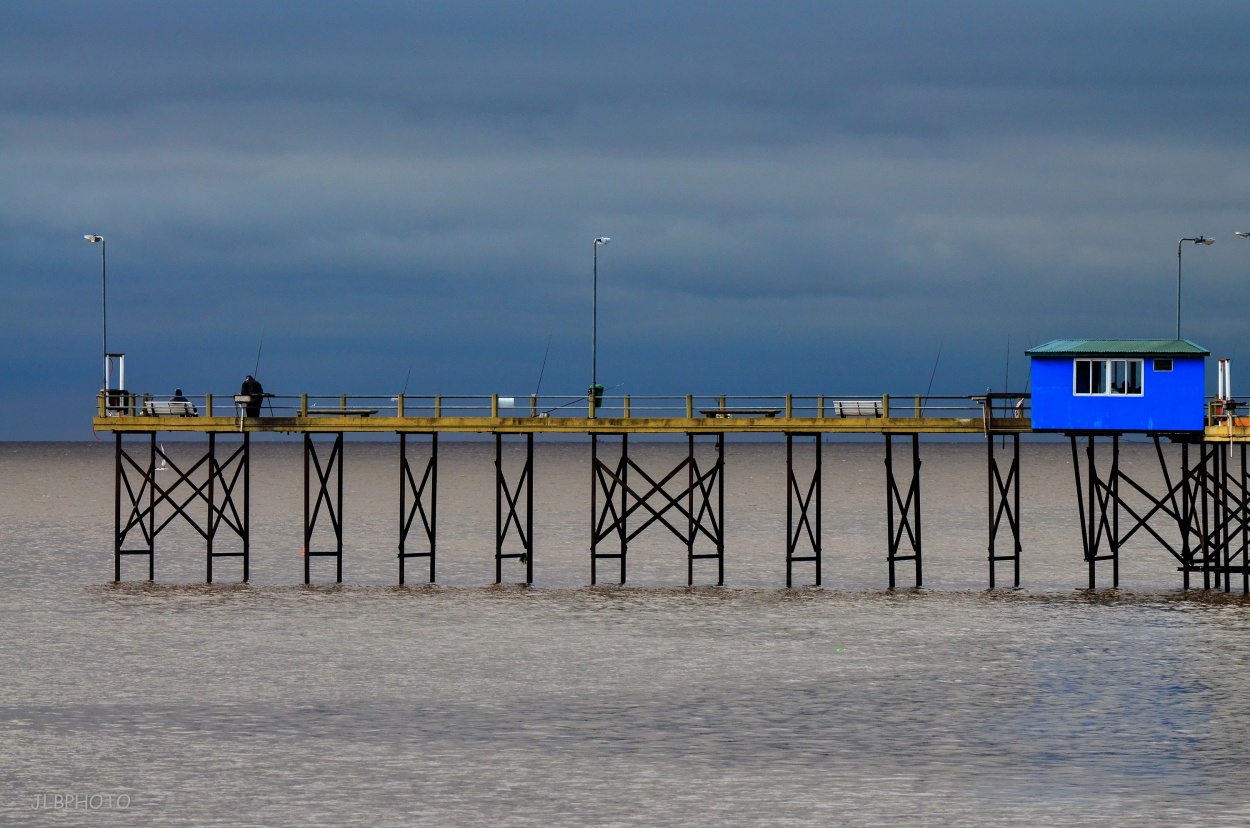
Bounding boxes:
[1073,358,1144,396]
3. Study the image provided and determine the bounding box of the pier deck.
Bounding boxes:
[94,413,1034,434]
[91,389,1250,593]
[94,392,1032,435]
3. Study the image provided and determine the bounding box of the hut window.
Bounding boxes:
[1154,358,1173,372]
[1075,359,1142,396]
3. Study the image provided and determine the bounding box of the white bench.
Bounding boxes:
[834,400,882,417]
[143,400,198,417]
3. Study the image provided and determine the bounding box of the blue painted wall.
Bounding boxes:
[1030,356,1205,431]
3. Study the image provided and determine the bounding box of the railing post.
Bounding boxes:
[300,394,308,416]
[340,394,347,412]
[915,394,922,418]
[785,394,793,418]
[623,395,631,418]
[686,395,694,418]
[205,393,213,417]
[530,394,537,417]
[883,394,890,418]
[397,394,405,418]
[818,395,825,419]
[98,392,106,417]
[492,394,499,418]
[434,395,442,418]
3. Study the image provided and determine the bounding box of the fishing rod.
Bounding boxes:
[253,330,265,377]
[389,367,413,412]
[1004,333,1011,394]
[251,330,276,415]
[925,341,943,400]
[1023,336,1034,392]
[1001,334,1011,447]
[534,334,553,398]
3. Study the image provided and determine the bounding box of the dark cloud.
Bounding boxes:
[3,1,1250,438]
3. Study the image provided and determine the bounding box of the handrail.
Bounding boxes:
[105,391,1032,420]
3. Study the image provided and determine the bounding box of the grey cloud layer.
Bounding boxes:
[2,1,1250,438]
[5,2,1249,144]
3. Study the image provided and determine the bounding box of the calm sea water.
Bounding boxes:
[3,439,1250,826]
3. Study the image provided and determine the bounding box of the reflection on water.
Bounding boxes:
[3,441,1250,826]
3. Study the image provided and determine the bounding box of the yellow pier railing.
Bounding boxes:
[95,392,1034,435]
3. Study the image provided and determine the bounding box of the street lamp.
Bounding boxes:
[591,236,610,416]
[1177,235,1214,339]
[84,234,106,388]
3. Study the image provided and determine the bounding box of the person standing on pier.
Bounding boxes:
[240,375,264,417]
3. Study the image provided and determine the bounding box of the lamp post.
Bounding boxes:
[1177,235,1214,339]
[591,236,610,416]
[84,234,106,388]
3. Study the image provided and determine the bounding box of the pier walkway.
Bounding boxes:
[91,390,1250,594]
[96,392,1031,435]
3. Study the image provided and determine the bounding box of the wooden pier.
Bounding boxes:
[93,390,1250,593]
[96,392,1031,434]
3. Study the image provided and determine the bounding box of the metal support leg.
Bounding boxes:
[987,433,1021,588]
[786,432,821,588]
[1181,442,1193,590]
[399,432,437,585]
[1070,434,1246,593]
[688,435,695,586]
[1183,441,1216,591]
[207,434,214,581]
[206,433,249,584]
[1114,435,1122,585]
[243,433,250,582]
[1174,441,1216,591]
[114,432,122,582]
[304,433,344,584]
[1219,444,1230,593]
[1201,443,1212,590]
[885,433,922,588]
[147,434,155,580]
[113,432,249,584]
[591,434,598,584]
[114,432,157,582]
[495,433,534,584]
[591,434,629,585]
[1069,434,1120,589]
[1241,443,1248,594]
[591,433,722,586]
[686,433,725,586]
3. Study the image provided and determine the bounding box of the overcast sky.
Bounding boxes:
[3,1,1250,438]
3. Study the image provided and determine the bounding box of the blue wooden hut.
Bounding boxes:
[1026,339,1209,432]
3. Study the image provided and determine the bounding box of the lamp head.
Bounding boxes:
[594,237,610,245]
[1236,232,1250,238]
[1199,236,1215,245]
[84,234,103,243]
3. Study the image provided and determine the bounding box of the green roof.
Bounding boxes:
[1025,339,1209,357]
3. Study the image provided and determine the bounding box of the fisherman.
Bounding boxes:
[240,375,265,417]
[171,388,188,403]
